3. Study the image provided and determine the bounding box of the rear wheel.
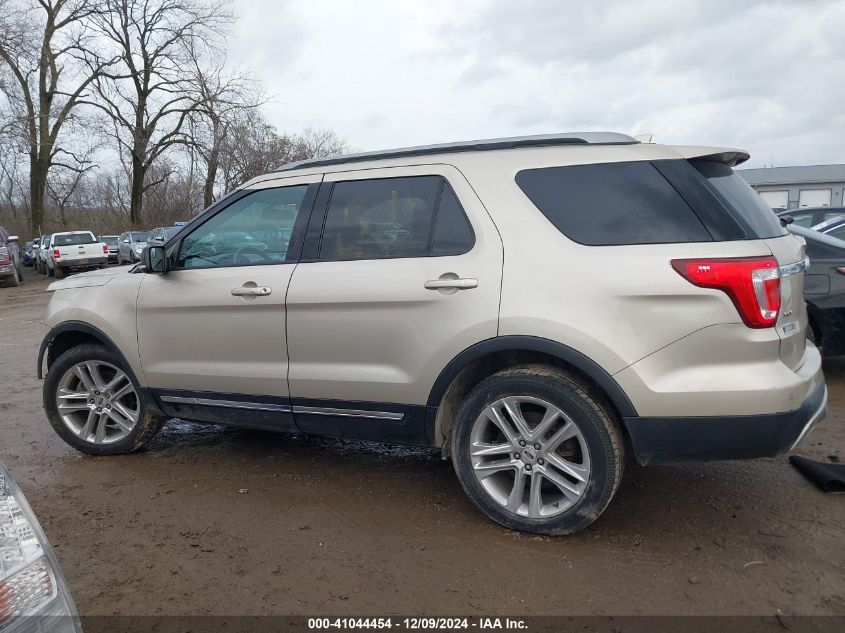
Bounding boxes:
[44,343,165,455]
[53,266,65,279]
[451,365,624,535]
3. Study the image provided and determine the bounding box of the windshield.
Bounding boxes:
[131,232,150,242]
[53,233,96,246]
[691,159,787,239]
[101,236,119,245]
[163,227,181,239]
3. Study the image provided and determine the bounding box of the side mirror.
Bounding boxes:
[144,245,168,274]
[7,235,18,242]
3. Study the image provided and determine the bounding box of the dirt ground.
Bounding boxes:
[1,268,843,618]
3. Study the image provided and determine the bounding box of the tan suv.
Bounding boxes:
[38,133,827,535]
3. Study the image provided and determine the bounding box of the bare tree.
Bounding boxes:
[186,48,264,207]
[0,0,115,232]
[87,0,231,225]
[290,127,350,162]
[46,146,96,226]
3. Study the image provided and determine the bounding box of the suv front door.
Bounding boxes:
[285,165,504,444]
[136,175,320,430]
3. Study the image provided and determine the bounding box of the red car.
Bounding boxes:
[0,226,24,287]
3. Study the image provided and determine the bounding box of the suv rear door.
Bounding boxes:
[285,165,503,444]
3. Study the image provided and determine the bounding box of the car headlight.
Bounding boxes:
[0,462,81,632]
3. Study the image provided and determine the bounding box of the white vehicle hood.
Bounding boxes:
[47,265,135,291]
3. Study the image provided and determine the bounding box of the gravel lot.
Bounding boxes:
[1,269,843,618]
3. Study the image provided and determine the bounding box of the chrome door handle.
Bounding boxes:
[231,286,272,296]
[424,278,478,290]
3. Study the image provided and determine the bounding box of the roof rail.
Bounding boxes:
[273,131,638,173]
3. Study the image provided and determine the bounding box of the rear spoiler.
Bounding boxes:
[669,145,750,167]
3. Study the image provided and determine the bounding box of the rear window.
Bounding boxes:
[131,232,150,241]
[690,160,787,239]
[515,161,712,246]
[53,233,96,246]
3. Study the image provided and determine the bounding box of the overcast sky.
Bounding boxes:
[229,0,845,168]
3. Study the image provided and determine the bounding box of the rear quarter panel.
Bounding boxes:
[455,147,775,375]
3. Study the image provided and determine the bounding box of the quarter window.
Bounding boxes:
[318,176,474,260]
[177,185,310,269]
[516,161,712,246]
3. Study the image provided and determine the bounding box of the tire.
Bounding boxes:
[117,253,123,265]
[43,343,165,455]
[451,365,624,536]
[53,266,64,279]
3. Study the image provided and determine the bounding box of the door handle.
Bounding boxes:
[424,277,478,290]
[231,286,272,297]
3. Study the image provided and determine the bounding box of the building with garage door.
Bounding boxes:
[738,164,845,210]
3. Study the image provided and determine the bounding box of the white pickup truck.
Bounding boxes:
[47,231,109,279]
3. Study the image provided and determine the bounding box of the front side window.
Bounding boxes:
[177,185,309,269]
[318,176,474,260]
[789,212,816,228]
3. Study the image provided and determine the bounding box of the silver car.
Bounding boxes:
[37,133,826,535]
[117,231,150,265]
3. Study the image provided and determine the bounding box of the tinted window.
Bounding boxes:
[826,224,845,242]
[516,162,712,246]
[101,236,119,245]
[131,232,150,242]
[431,183,474,255]
[53,233,96,246]
[177,185,309,269]
[319,176,442,260]
[690,160,786,239]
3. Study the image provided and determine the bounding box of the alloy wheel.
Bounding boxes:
[469,396,591,519]
[54,360,140,444]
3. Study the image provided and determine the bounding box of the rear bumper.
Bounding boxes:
[623,379,827,465]
[57,257,108,269]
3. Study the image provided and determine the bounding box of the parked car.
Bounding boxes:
[38,132,825,536]
[0,460,81,631]
[99,235,120,264]
[778,206,845,228]
[45,231,109,279]
[788,224,845,357]
[0,226,23,287]
[37,234,51,274]
[22,239,38,267]
[117,231,150,265]
[148,225,184,245]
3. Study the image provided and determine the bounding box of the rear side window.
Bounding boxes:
[53,233,96,246]
[690,160,787,239]
[431,183,474,255]
[319,176,474,260]
[516,162,712,245]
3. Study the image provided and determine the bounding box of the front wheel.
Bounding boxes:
[43,343,165,455]
[451,365,624,535]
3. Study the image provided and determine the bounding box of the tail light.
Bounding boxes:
[52,249,60,261]
[672,257,780,328]
[103,244,109,254]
